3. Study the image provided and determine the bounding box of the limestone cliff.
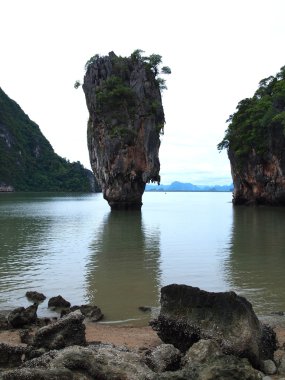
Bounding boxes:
[218,66,285,205]
[83,51,167,209]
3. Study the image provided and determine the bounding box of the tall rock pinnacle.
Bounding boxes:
[83,51,167,210]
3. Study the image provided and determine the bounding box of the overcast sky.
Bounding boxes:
[1,0,285,185]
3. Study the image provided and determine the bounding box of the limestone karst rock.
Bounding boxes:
[218,66,285,205]
[83,51,166,210]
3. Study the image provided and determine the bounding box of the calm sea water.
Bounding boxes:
[0,192,284,325]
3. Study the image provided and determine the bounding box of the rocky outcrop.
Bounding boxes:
[48,295,71,308]
[61,304,103,322]
[229,147,285,205]
[83,51,165,210]
[218,67,285,205]
[7,304,38,328]
[25,291,46,303]
[32,311,86,350]
[0,342,263,380]
[2,287,285,379]
[150,284,276,368]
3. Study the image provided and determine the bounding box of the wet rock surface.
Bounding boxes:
[25,291,46,302]
[48,295,71,308]
[7,304,38,328]
[83,52,164,210]
[150,284,276,368]
[61,304,103,322]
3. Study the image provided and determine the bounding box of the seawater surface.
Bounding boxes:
[0,192,284,325]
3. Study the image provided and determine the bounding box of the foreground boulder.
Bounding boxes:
[177,339,261,380]
[2,345,155,380]
[32,311,86,349]
[0,342,263,380]
[150,284,276,368]
[7,304,38,328]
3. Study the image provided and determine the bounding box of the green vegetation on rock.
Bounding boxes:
[82,50,170,139]
[0,87,95,191]
[218,66,285,161]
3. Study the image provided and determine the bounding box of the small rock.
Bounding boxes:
[48,295,71,308]
[26,291,46,302]
[262,359,277,375]
[0,313,8,330]
[181,339,223,366]
[278,354,285,375]
[144,343,181,372]
[8,304,38,328]
[270,311,284,316]
[138,306,152,312]
[274,349,284,366]
[61,304,103,322]
[20,329,34,345]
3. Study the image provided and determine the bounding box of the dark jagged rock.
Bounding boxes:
[83,51,165,210]
[1,342,263,380]
[32,311,86,350]
[48,295,71,308]
[0,313,8,330]
[0,343,28,368]
[25,291,46,302]
[3,345,155,380]
[150,284,276,368]
[139,306,152,313]
[61,304,103,322]
[7,304,38,328]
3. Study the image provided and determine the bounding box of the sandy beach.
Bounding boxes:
[0,321,162,350]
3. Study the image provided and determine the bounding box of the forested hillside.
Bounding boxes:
[0,87,98,192]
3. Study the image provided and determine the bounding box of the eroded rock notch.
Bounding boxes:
[83,51,167,210]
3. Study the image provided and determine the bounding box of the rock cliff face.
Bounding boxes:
[83,52,165,210]
[229,144,285,205]
[218,67,285,205]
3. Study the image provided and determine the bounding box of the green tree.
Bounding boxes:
[218,66,285,162]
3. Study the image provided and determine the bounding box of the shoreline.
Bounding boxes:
[0,320,163,350]
[1,314,285,350]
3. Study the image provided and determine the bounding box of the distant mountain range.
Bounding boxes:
[145,181,233,192]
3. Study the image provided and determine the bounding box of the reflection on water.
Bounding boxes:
[1,192,285,324]
[224,206,285,315]
[86,211,161,324]
[0,192,106,315]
